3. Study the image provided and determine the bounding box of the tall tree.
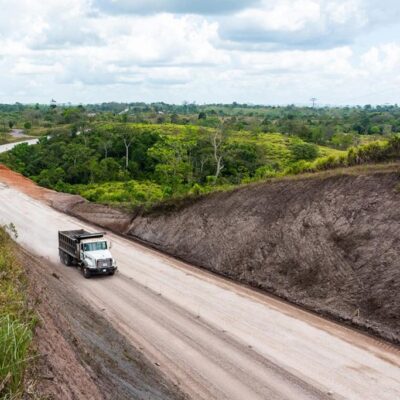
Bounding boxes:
[115,125,136,169]
[211,130,224,183]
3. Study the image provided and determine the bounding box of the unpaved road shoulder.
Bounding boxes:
[21,248,186,400]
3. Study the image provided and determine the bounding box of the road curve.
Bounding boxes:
[0,137,39,153]
[0,179,399,399]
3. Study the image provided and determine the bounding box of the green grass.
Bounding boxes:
[0,134,35,146]
[228,131,346,169]
[0,226,35,399]
[24,126,54,137]
[66,180,165,206]
[0,317,33,396]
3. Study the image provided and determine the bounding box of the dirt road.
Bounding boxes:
[9,128,26,138]
[0,178,399,399]
[0,137,38,153]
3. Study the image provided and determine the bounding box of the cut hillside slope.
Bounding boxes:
[52,165,400,343]
[1,163,398,343]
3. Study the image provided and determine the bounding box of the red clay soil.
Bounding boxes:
[0,165,86,211]
[0,165,53,202]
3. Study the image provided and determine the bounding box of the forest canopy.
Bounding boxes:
[1,103,400,207]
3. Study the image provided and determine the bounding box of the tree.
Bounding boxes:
[170,113,179,124]
[211,130,224,183]
[97,129,114,159]
[8,121,14,129]
[94,158,124,182]
[148,135,194,187]
[331,132,357,149]
[223,142,262,181]
[114,125,136,169]
[290,142,319,161]
[101,137,112,159]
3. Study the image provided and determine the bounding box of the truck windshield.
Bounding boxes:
[83,241,107,251]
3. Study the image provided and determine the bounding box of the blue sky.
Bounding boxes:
[0,0,399,105]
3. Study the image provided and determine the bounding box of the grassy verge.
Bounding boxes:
[0,225,35,399]
[0,134,35,146]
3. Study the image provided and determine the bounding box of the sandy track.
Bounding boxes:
[0,172,399,399]
[0,137,38,153]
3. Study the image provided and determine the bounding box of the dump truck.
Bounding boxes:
[58,229,117,278]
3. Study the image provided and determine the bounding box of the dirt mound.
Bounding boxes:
[65,166,399,343]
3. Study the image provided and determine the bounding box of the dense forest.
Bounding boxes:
[1,103,400,207]
[2,102,400,147]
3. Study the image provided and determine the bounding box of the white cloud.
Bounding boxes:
[361,44,400,73]
[93,0,260,15]
[0,0,398,105]
[218,0,370,49]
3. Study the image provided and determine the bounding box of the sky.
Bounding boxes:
[0,0,400,105]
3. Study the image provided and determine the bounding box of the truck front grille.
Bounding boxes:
[97,258,112,268]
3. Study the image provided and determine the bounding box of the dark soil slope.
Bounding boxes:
[55,166,400,343]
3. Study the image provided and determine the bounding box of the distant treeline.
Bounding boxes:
[2,103,400,150]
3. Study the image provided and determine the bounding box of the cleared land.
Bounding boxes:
[0,165,399,400]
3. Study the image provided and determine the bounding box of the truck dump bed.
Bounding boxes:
[59,229,104,241]
[58,230,105,258]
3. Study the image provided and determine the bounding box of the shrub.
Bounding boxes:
[284,160,313,175]
[313,155,346,171]
[189,183,203,196]
[347,142,388,165]
[75,180,164,206]
[254,165,278,179]
[290,142,319,161]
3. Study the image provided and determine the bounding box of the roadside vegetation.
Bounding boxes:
[1,102,400,208]
[0,225,35,399]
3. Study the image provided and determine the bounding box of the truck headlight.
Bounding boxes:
[85,259,96,269]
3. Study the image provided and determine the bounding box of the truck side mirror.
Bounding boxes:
[109,241,112,249]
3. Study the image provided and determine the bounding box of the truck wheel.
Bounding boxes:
[109,270,115,276]
[83,268,91,279]
[64,253,73,266]
[60,251,68,266]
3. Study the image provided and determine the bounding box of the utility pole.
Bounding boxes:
[310,98,317,108]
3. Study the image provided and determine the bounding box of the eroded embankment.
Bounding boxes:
[51,166,400,344]
[0,164,399,343]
